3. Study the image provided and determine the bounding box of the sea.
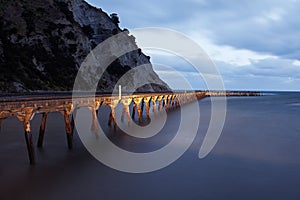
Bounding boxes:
[0,92,300,200]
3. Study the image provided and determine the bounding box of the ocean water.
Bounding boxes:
[0,92,300,200]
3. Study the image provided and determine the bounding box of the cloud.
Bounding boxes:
[150,63,207,90]
[92,0,300,59]
[86,0,300,91]
[89,0,300,59]
[293,60,300,66]
[147,51,300,91]
[215,57,300,90]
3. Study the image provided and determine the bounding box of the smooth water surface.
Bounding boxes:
[0,92,299,200]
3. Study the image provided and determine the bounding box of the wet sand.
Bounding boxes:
[1,95,300,200]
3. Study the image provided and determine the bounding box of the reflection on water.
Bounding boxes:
[0,92,300,200]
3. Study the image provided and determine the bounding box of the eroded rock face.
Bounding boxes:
[0,0,170,93]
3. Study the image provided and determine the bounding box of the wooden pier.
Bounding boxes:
[0,90,260,164]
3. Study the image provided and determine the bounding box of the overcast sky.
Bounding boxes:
[86,0,300,91]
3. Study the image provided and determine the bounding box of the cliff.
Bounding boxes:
[0,0,170,93]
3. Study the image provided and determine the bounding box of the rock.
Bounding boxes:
[0,0,170,93]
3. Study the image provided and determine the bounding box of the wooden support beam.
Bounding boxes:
[131,103,137,120]
[94,101,101,111]
[121,98,132,125]
[71,108,77,135]
[159,100,163,112]
[156,96,163,112]
[186,95,190,103]
[108,106,117,132]
[171,96,176,107]
[177,96,182,106]
[90,107,99,137]
[166,96,172,112]
[146,102,150,119]
[24,121,35,165]
[143,97,151,120]
[158,100,163,112]
[182,96,186,104]
[17,108,35,164]
[86,100,101,137]
[107,99,119,132]
[162,97,166,108]
[152,101,157,113]
[121,107,125,122]
[61,110,73,149]
[0,118,3,132]
[37,112,48,148]
[151,96,158,113]
[175,97,180,107]
[132,98,143,122]
[121,105,131,125]
[133,98,143,123]
[137,105,142,123]
[140,99,145,116]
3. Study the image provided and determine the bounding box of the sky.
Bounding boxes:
[86,0,300,91]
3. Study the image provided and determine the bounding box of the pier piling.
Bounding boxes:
[17,108,36,164]
[143,97,151,119]
[90,107,99,137]
[61,110,73,149]
[71,108,78,135]
[2,90,246,164]
[133,98,143,123]
[151,96,158,114]
[108,107,117,132]
[37,112,48,148]
[121,99,132,125]
[0,118,2,132]
[24,122,35,165]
